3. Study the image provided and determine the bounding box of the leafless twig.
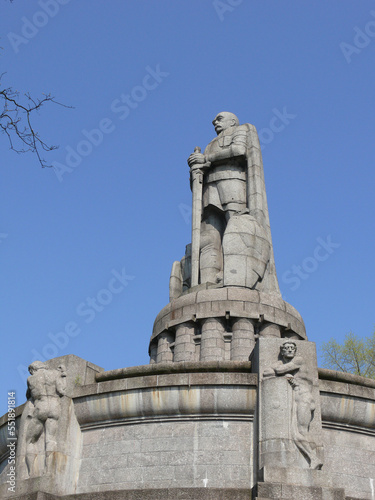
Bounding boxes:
[0,73,72,167]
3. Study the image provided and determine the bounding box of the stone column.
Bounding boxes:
[156,331,174,363]
[200,317,225,361]
[149,342,158,364]
[174,322,196,362]
[231,318,255,361]
[259,322,281,338]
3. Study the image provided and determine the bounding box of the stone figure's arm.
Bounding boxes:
[205,144,246,164]
[205,130,247,164]
[187,151,211,170]
[263,367,276,378]
[188,127,248,167]
[274,357,303,376]
[263,360,283,379]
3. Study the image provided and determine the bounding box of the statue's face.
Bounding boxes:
[212,112,236,135]
[28,361,45,375]
[281,343,296,360]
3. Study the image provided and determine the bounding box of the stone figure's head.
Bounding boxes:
[212,112,239,135]
[28,360,46,375]
[280,341,297,360]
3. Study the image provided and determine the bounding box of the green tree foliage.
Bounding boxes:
[320,331,375,379]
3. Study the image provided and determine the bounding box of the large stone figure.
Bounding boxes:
[159,113,308,365]
[171,112,280,298]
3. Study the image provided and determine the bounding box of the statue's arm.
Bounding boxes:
[205,144,246,163]
[205,128,248,163]
[274,357,303,376]
[188,126,248,167]
[263,367,276,378]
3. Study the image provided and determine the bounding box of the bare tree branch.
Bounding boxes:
[0,73,73,167]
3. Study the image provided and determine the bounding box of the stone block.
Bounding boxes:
[156,373,189,387]
[197,301,213,316]
[227,288,256,302]
[181,303,198,316]
[44,355,103,396]
[126,375,158,390]
[197,287,228,302]
[256,482,282,499]
[243,300,261,317]
[97,378,128,393]
[173,291,197,308]
[188,372,225,385]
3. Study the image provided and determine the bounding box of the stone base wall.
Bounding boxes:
[1,361,375,499]
[6,488,254,500]
[79,419,253,493]
[322,427,375,499]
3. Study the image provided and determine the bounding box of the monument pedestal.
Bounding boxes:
[149,287,306,364]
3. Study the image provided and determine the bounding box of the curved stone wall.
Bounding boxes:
[1,364,374,499]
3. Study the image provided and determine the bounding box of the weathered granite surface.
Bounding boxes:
[5,488,254,499]
[0,359,375,498]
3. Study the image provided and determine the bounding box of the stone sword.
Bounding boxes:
[190,146,209,288]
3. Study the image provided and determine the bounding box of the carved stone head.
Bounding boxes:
[212,112,239,135]
[28,360,46,375]
[280,341,297,361]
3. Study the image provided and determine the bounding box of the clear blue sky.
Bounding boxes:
[1,1,375,415]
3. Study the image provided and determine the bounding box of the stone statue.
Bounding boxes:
[15,358,82,494]
[170,111,280,298]
[24,361,67,476]
[263,341,323,470]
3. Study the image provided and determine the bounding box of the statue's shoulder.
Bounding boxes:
[293,356,304,367]
[231,124,251,146]
[239,123,260,148]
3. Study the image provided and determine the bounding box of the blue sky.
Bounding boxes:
[1,1,375,415]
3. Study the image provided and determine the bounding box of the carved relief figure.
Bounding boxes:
[24,361,67,476]
[263,341,323,469]
[171,112,280,297]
